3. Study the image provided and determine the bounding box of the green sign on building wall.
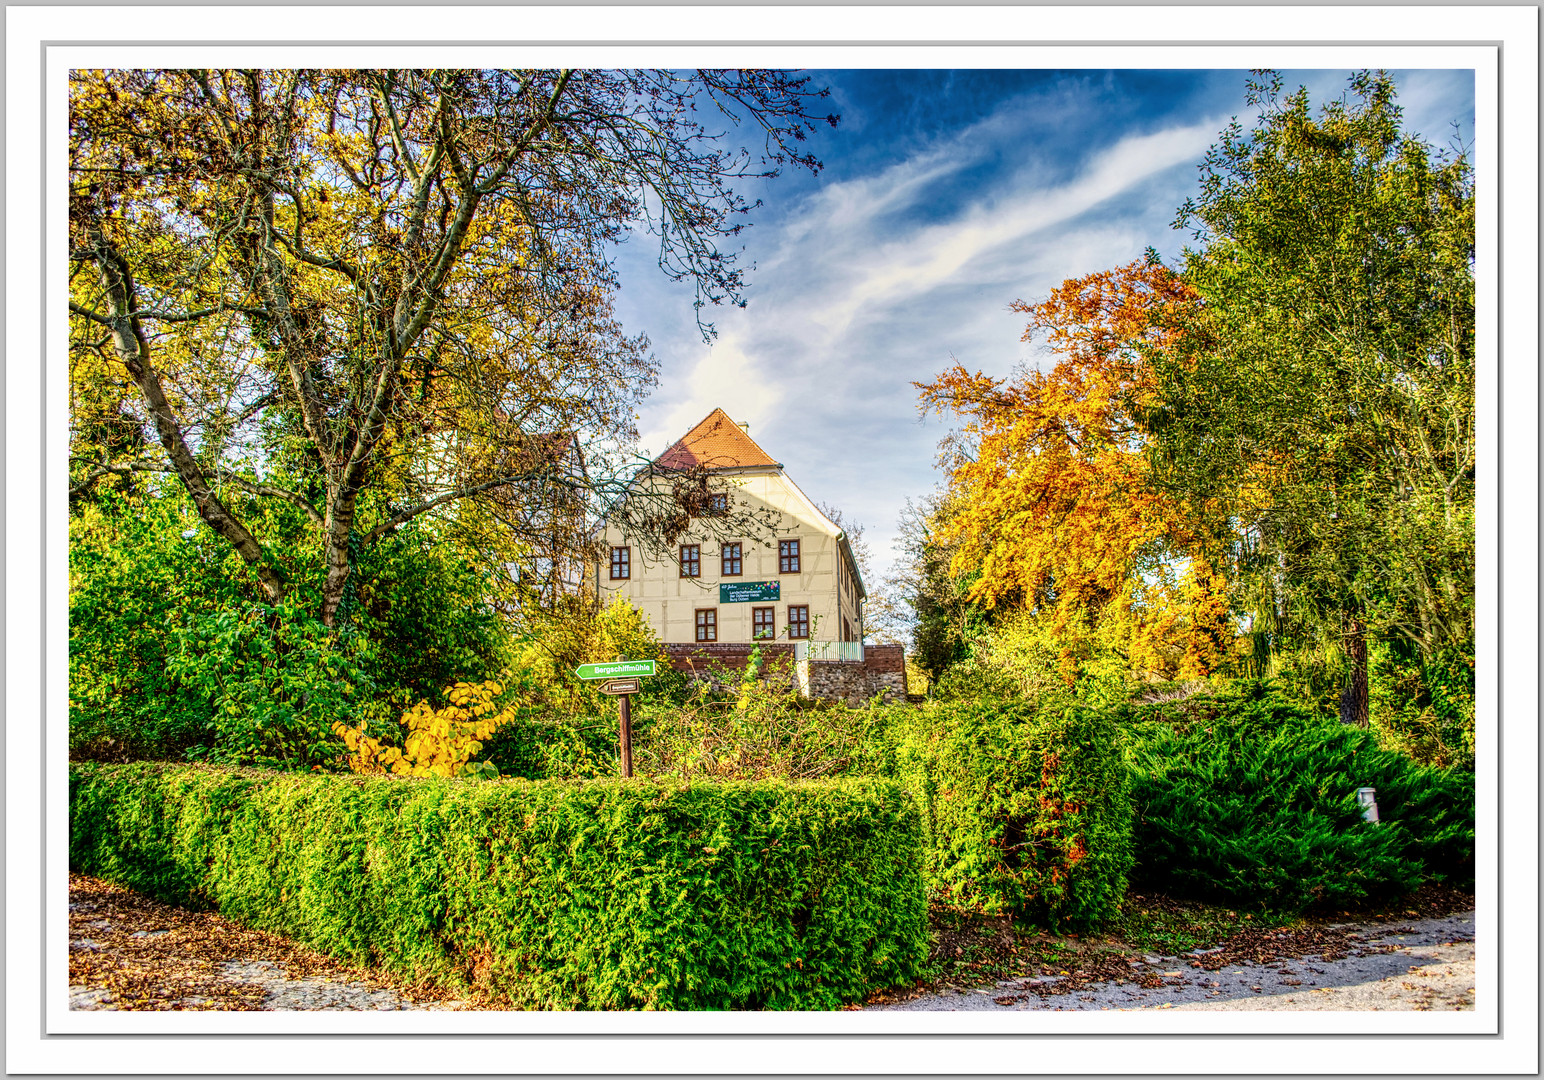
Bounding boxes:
[720,580,781,604]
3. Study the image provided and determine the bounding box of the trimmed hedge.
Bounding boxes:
[863,699,1133,931]
[69,764,928,1010]
[1120,683,1476,912]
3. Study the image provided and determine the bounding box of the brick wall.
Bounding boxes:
[664,643,798,692]
[663,642,907,704]
[862,644,905,674]
[664,643,795,669]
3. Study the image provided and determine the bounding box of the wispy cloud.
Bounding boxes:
[617,69,1474,594]
[634,103,1223,564]
[795,120,1218,341]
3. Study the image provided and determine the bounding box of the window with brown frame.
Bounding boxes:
[721,542,742,576]
[679,544,700,578]
[779,539,800,574]
[695,608,717,642]
[752,607,776,640]
[707,493,728,515]
[609,546,630,580]
[787,605,809,640]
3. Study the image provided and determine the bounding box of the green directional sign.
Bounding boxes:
[574,659,657,681]
[720,580,781,604]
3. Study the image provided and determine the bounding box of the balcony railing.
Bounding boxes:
[794,641,864,663]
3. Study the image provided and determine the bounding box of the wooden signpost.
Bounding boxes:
[574,660,656,777]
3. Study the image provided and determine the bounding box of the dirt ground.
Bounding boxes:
[68,874,466,1011]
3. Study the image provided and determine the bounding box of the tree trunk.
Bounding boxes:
[1339,612,1370,727]
[87,228,287,605]
[319,490,358,629]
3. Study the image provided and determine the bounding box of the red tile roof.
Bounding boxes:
[655,407,780,470]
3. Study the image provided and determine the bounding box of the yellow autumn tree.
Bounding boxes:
[68,68,833,627]
[916,260,1236,683]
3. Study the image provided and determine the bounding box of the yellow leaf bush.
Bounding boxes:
[332,680,513,778]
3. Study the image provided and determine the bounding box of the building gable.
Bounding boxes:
[655,407,780,471]
[600,405,867,649]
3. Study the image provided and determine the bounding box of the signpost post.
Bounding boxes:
[618,692,633,778]
[574,659,657,777]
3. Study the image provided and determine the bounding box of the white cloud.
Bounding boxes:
[1390,68,1476,150]
[613,68,1471,603]
[638,330,785,456]
[620,106,1229,591]
[796,120,1218,341]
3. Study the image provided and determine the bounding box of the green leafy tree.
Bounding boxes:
[1146,71,1475,727]
[70,481,515,767]
[881,493,996,686]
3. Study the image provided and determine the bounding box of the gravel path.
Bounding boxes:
[72,872,1475,1014]
[866,910,1475,1012]
[69,874,467,1011]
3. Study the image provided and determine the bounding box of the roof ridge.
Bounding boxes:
[655,406,779,471]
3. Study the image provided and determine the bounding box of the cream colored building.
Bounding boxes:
[596,408,865,650]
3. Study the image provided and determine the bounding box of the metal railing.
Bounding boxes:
[794,641,865,663]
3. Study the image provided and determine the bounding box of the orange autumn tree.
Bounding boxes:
[916,259,1235,683]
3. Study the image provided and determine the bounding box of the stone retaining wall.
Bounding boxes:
[802,644,907,705]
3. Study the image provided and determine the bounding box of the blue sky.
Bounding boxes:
[609,68,1476,594]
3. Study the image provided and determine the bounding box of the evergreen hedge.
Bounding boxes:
[69,763,928,1010]
[1120,683,1475,912]
[862,699,1133,930]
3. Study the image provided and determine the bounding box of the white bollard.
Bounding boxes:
[1356,787,1380,823]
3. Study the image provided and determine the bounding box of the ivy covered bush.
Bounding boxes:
[69,763,928,1010]
[1120,681,1475,912]
[630,675,891,782]
[477,710,617,779]
[863,699,1133,931]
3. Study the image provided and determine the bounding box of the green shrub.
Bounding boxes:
[70,487,515,768]
[863,698,1133,931]
[1121,681,1475,912]
[1370,640,1476,771]
[622,687,1133,931]
[68,491,241,762]
[630,678,890,782]
[167,601,383,769]
[478,710,616,779]
[69,763,928,1010]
